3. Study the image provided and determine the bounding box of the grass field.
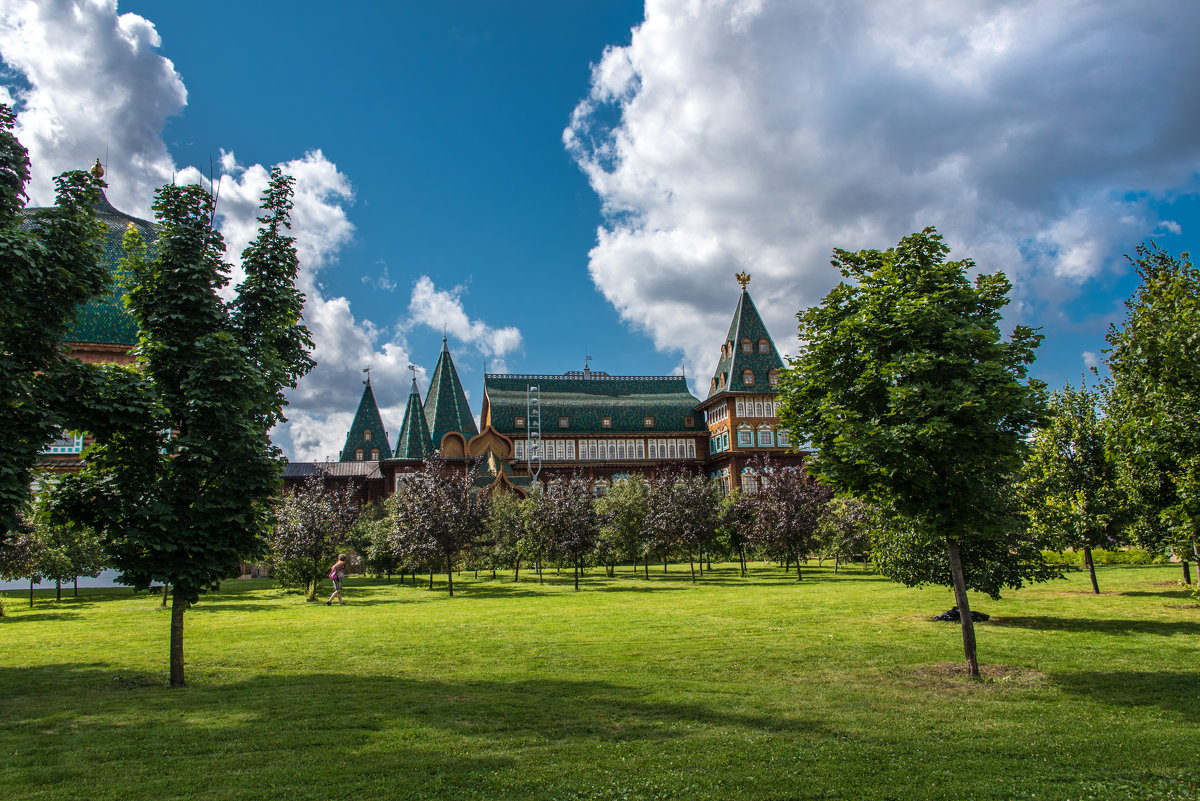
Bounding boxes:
[1,562,1197,800]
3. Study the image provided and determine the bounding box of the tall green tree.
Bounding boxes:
[539,476,600,590]
[780,227,1050,677]
[30,475,107,600]
[746,457,832,581]
[1019,380,1128,593]
[60,171,313,686]
[0,104,107,542]
[1106,243,1200,578]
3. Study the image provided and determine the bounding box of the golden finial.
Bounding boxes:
[735,271,751,289]
[90,158,104,179]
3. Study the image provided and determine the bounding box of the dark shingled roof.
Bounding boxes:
[395,376,434,460]
[424,339,478,447]
[20,192,157,348]
[484,372,701,436]
[284,461,383,480]
[339,381,393,461]
[706,288,784,398]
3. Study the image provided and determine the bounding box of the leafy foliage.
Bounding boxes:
[269,470,361,599]
[386,455,488,595]
[57,171,313,685]
[744,456,832,580]
[1019,379,1129,592]
[0,104,107,541]
[780,227,1052,674]
[645,468,720,583]
[594,477,649,576]
[816,496,873,572]
[1106,242,1200,566]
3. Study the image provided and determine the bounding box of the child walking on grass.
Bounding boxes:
[326,554,347,605]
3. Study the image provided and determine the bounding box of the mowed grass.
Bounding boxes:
[1,562,1197,801]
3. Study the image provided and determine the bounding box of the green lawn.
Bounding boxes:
[1,562,1196,800]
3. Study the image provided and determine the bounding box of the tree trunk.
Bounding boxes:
[29,578,34,608]
[834,552,840,574]
[644,556,649,579]
[663,556,668,573]
[514,557,521,582]
[56,579,61,602]
[1183,559,1192,586]
[537,557,543,584]
[170,589,187,687]
[795,549,803,581]
[446,555,454,597]
[946,538,980,679]
[573,558,579,591]
[739,546,747,577]
[1083,546,1100,594]
[689,552,696,584]
[429,569,434,590]
[74,576,79,597]
[697,552,703,577]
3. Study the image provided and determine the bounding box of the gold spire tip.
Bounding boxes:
[90,158,104,179]
[735,271,751,289]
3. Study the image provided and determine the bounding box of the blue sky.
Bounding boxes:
[2,1,1198,460]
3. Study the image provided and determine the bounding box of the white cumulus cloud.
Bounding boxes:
[566,0,1200,383]
[407,275,523,364]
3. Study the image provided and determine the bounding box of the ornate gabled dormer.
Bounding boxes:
[394,367,433,460]
[423,337,479,454]
[339,372,392,462]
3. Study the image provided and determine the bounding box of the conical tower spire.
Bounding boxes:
[339,374,392,461]
[707,273,784,398]
[395,366,434,459]
[424,338,479,450]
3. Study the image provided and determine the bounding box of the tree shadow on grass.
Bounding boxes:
[0,663,825,800]
[1051,670,1199,716]
[989,615,1200,637]
[1118,589,1195,599]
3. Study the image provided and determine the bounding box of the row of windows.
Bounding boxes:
[515,438,697,461]
[735,398,781,418]
[354,448,381,461]
[709,428,790,453]
[515,415,693,430]
[721,338,772,359]
[712,369,780,391]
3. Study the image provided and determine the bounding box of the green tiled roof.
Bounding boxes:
[485,372,702,436]
[395,376,434,460]
[706,287,785,398]
[424,339,479,447]
[20,192,157,348]
[339,380,393,461]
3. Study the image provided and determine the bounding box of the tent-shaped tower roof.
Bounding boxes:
[424,338,479,449]
[707,273,785,398]
[339,376,392,461]
[395,372,434,460]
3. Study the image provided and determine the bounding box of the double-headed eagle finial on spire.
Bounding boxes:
[735,271,751,290]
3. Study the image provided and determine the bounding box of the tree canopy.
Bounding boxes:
[59,171,313,686]
[779,227,1050,676]
[0,105,107,542]
[1106,243,1200,570]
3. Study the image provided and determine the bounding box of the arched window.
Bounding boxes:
[637,442,645,459]
[743,369,755,386]
[758,338,769,353]
[768,370,779,387]
[648,443,657,458]
[754,401,764,417]
[736,400,745,416]
[515,442,524,460]
[364,429,372,442]
[668,443,676,458]
[370,449,380,460]
[742,338,752,353]
[618,444,625,459]
[355,449,364,461]
[589,443,598,459]
[687,442,695,458]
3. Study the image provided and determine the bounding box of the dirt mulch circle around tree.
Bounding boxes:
[906,663,1049,688]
